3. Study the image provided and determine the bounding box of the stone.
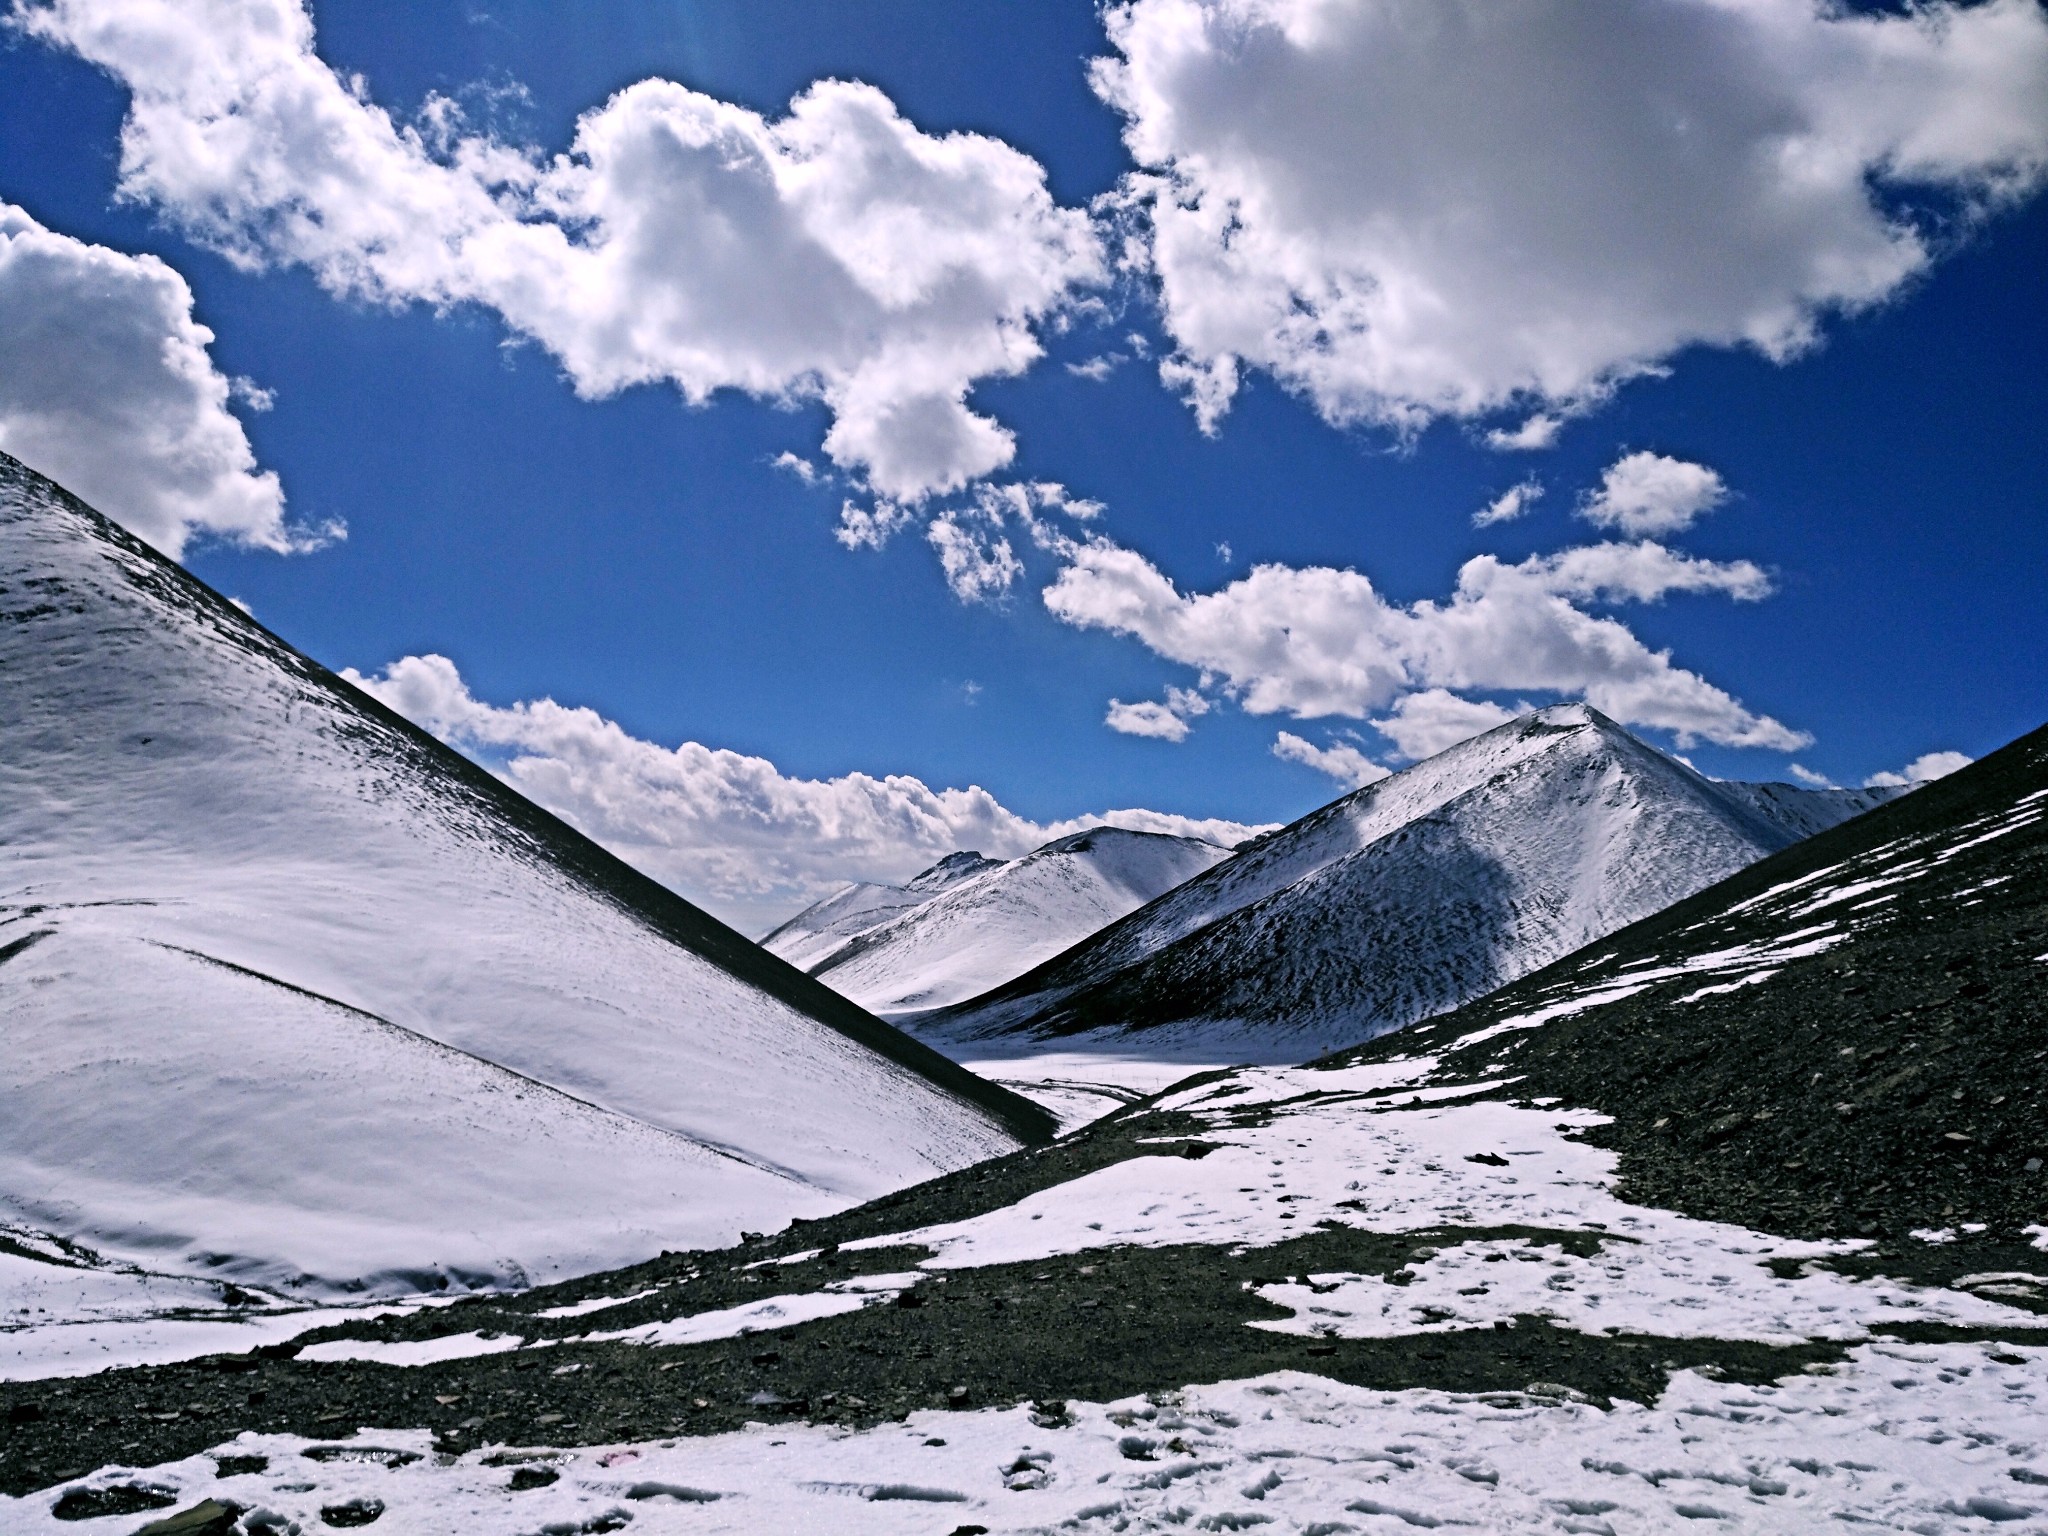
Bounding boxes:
[135,1501,243,1536]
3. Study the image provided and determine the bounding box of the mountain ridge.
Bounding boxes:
[915,705,1900,1054]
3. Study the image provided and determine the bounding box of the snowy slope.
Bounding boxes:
[760,851,1001,973]
[780,829,1231,1015]
[0,453,1050,1299]
[921,706,1898,1054]
[1716,778,1898,838]
[13,723,2040,1529]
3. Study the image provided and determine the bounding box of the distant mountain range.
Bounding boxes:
[0,452,1051,1299]
[763,829,1232,1014]
[911,706,1897,1056]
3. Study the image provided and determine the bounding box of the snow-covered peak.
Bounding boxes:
[906,851,1005,893]
[784,827,1231,1016]
[0,452,1049,1298]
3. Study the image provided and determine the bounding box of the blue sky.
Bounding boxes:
[2,0,2043,928]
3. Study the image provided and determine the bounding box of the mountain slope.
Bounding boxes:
[760,850,1002,974]
[922,706,1897,1054]
[1333,711,2048,1241]
[0,452,1051,1297]
[774,829,1231,1015]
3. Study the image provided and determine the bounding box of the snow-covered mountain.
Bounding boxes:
[760,850,1003,974]
[0,453,1051,1299]
[14,721,2036,1530]
[919,705,1898,1054]
[765,829,1232,1015]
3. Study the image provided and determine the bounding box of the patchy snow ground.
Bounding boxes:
[9,1346,2046,1534]
[14,1053,2046,1533]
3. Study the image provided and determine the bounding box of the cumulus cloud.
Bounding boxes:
[0,201,302,556]
[1473,479,1542,528]
[1094,0,2048,436]
[343,653,1270,931]
[1105,685,1211,741]
[1043,533,1803,749]
[22,0,1103,503]
[1272,730,1388,789]
[1865,749,1973,789]
[1370,688,1516,761]
[1788,763,1835,788]
[1581,452,1728,536]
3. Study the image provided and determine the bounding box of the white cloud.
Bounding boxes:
[22,0,1104,503]
[0,201,304,557]
[1865,749,1972,789]
[771,451,825,487]
[1581,452,1728,536]
[342,653,1272,932]
[1485,414,1563,452]
[1105,684,1212,741]
[1272,730,1388,789]
[1788,762,1835,788]
[1043,533,1804,749]
[833,498,915,550]
[1370,688,1515,761]
[1094,0,2048,437]
[926,512,1023,603]
[1106,699,1193,741]
[1473,479,1542,528]
[1067,354,1121,380]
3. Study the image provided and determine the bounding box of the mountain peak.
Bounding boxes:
[904,849,1004,892]
[920,706,1887,1054]
[772,826,1231,1015]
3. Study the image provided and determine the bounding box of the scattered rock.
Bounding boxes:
[51,1484,178,1521]
[319,1498,384,1527]
[135,1501,243,1536]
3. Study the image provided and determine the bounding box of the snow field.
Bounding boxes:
[8,1345,2046,1534]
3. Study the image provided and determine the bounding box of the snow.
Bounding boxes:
[536,1288,665,1320]
[929,705,1895,1054]
[580,1275,921,1348]
[758,852,1001,973]
[13,1345,2047,1533]
[0,455,1029,1307]
[773,830,1231,1015]
[298,1331,525,1367]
